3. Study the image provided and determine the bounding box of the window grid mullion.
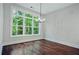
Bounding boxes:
[14,15,32,19]
[23,14,25,35]
[32,16,34,35]
[16,24,18,35]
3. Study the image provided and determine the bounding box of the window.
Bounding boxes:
[11,9,40,36]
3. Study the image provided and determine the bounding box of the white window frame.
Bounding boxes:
[10,6,41,37]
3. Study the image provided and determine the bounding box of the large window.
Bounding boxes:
[11,9,40,36]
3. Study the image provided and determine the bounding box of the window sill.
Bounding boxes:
[11,34,40,37]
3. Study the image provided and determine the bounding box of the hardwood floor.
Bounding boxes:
[40,40,79,55]
[2,39,79,55]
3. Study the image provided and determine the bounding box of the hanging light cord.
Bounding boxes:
[40,3,42,20]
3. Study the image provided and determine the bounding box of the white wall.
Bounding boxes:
[3,3,44,45]
[45,4,79,48]
[0,3,3,54]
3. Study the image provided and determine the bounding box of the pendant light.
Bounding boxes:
[39,3,45,23]
[35,3,45,23]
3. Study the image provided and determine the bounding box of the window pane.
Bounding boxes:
[25,13,32,18]
[12,26,16,35]
[34,16,38,19]
[17,16,23,25]
[34,16,39,27]
[13,16,23,25]
[33,28,39,34]
[13,16,17,25]
[34,21,39,27]
[17,26,23,35]
[25,27,32,34]
[25,18,32,26]
[17,11,23,15]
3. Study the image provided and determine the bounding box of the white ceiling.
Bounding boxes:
[18,3,73,15]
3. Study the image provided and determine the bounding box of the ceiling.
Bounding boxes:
[18,3,73,15]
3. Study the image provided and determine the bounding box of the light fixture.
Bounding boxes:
[39,3,46,23]
[35,3,45,23]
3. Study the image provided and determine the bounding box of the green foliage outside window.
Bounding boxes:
[25,18,32,26]
[12,26,16,35]
[12,10,39,36]
[25,13,32,18]
[33,16,39,34]
[17,11,23,15]
[25,27,32,34]
[17,26,23,35]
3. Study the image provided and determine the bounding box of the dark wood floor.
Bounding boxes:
[2,39,79,55]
